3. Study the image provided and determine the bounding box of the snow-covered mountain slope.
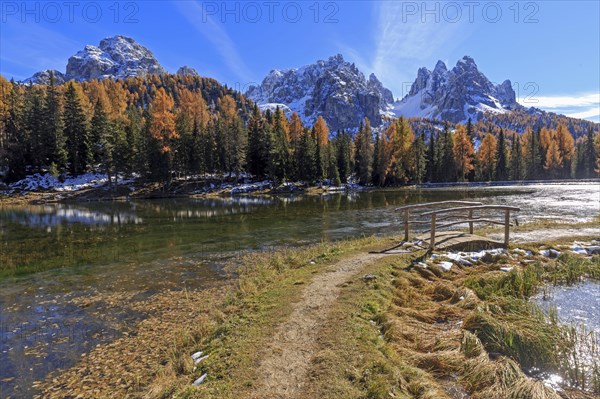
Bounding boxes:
[22,70,67,85]
[393,56,521,123]
[24,36,167,83]
[65,35,166,81]
[246,54,395,131]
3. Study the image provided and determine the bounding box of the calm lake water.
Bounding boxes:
[1,183,599,397]
[533,280,600,391]
[534,280,600,335]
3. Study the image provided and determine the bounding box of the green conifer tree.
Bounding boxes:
[495,128,508,181]
[44,72,67,172]
[63,83,91,175]
[354,118,373,185]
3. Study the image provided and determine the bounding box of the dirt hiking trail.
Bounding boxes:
[250,252,388,399]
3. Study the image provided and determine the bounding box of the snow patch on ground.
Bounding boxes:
[191,179,365,195]
[7,172,367,197]
[8,173,136,192]
[10,173,109,192]
[416,239,600,272]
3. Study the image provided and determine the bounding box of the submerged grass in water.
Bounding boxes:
[463,253,600,394]
[559,323,600,394]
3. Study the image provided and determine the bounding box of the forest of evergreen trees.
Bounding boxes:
[0,73,598,188]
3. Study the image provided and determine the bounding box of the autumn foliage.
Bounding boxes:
[0,72,597,186]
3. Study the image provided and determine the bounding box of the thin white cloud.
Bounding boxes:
[341,2,470,100]
[519,93,599,109]
[566,108,600,120]
[0,23,81,78]
[518,93,600,122]
[174,1,255,84]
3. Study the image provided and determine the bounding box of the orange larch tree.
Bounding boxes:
[150,88,178,182]
[313,115,329,146]
[555,123,575,177]
[544,139,563,178]
[453,124,474,181]
[477,132,498,181]
[289,112,304,144]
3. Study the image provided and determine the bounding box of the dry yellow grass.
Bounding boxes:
[34,235,598,399]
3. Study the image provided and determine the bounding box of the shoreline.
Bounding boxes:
[0,177,366,206]
[417,178,600,188]
[2,176,599,206]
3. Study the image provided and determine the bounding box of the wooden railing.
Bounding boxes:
[396,201,520,249]
[395,201,483,241]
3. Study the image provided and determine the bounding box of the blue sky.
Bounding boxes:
[1,1,599,121]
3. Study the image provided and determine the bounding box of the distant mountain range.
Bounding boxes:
[245,54,522,130]
[22,35,596,132]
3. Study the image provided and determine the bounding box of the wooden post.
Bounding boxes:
[504,209,511,247]
[430,213,436,250]
[468,209,474,234]
[403,209,409,241]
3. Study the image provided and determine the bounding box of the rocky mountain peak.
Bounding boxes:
[368,73,394,104]
[246,54,395,130]
[328,53,345,64]
[22,70,66,85]
[177,66,200,77]
[66,35,165,81]
[433,60,448,73]
[24,35,166,84]
[393,55,520,123]
[409,67,432,96]
[496,79,517,106]
[457,55,477,67]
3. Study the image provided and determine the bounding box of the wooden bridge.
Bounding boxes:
[395,201,520,251]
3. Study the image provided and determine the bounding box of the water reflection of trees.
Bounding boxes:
[131,196,280,220]
[4,185,593,233]
[0,191,464,231]
[0,205,143,229]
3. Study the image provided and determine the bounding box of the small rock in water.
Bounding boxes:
[193,373,207,386]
